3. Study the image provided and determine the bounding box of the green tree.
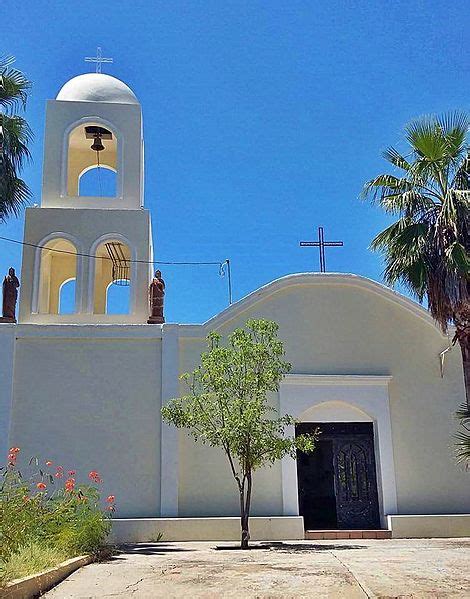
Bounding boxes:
[0,56,32,222]
[161,319,317,548]
[363,112,469,404]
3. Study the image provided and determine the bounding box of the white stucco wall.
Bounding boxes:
[175,274,468,518]
[4,273,468,522]
[0,324,15,460]
[7,325,162,517]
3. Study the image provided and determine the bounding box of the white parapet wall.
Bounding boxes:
[388,515,470,538]
[110,517,305,544]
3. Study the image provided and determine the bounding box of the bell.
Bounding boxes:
[90,134,105,153]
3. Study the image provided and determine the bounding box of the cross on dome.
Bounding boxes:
[85,47,113,73]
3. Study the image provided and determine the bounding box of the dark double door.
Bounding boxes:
[296,422,380,530]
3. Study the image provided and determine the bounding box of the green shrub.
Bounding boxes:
[0,448,115,585]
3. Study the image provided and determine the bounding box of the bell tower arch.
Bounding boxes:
[19,73,153,324]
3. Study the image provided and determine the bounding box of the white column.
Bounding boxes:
[160,324,180,516]
[75,253,86,313]
[280,424,300,516]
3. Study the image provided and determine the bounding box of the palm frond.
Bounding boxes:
[0,55,31,111]
[382,146,411,171]
[0,156,31,221]
[364,111,469,335]
[405,116,449,161]
[456,402,470,463]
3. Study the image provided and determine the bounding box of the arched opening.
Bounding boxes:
[38,238,77,314]
[58,278,76,314]
[78,165,117,197]
[67,122,118,197]
[93,240,131,314]
[106,280,130,314]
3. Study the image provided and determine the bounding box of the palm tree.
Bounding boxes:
[363,112,469,405]
[0,56,32,221]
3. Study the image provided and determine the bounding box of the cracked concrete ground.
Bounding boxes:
[44,538,470,598]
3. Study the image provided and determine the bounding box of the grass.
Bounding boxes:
[0,542,69,585]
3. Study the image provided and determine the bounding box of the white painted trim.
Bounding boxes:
[60,116,124,200]
[279,373,398,528]
[31,232,84,315]
[160,324,180,516]
[283,374,393,386]
[87,233,137,315]
[78,163,117,179]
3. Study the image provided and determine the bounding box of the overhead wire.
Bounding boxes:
[0,233,233,304]
[0,234,223,266]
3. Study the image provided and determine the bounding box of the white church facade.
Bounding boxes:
[1,73,469,541]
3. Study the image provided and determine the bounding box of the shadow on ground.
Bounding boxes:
[214,542,366,552]
[115,543,195,556]
[267,542,366,552]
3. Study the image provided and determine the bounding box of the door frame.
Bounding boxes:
[279,375,397,529]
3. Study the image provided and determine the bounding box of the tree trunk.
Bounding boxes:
[458,336,470,407]
[239,472,252,549]
[454,307,470,407]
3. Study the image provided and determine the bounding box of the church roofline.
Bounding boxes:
[182,272,446,335]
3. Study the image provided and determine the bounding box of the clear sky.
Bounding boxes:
[1,1,468,323]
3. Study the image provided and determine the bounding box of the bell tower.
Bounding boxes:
[19,73,153,324]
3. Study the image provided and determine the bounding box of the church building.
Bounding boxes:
[1,73,469,541]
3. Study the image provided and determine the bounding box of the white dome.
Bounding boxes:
[56,73,139,104]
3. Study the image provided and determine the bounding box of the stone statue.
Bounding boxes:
[148,270,165,324]
[1,267,20,323]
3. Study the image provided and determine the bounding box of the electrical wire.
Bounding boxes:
[0,234,224,267]
[0,234,233,304]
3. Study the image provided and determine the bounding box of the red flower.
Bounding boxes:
[55,471,63,479]
[8,453,17,464]
[88,470,102,483]
[36,482,46,490]
[106,505,114,511]
[45,460,53,466]
[64,478,75,492]
[56,465,64,471]
[106,495,115,503]
[9,447,20,454]
[68,470,76,476]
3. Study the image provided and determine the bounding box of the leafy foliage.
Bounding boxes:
[162,319,317,547]
[0,449,115,585]
[0,55,33,221]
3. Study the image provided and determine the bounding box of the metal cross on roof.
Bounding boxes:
[300,226,344,272]
[85,47,113,73]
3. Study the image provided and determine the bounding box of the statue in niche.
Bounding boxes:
[1,267,20,323]
[148,270,165,324]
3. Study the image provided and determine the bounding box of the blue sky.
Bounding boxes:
[1,1,468,323]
